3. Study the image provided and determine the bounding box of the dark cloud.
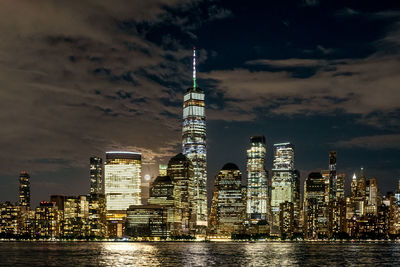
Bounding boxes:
[337,134,400,150]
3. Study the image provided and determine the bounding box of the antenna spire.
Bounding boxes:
[193,47,196,89]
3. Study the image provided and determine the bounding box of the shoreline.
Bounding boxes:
[1,239,400,243]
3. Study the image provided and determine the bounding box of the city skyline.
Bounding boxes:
[0,0,399,209]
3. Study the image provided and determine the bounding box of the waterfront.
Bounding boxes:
[1,242,400,266]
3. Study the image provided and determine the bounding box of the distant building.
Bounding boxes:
[159,164,168,176]
[35,201,61,238]
[246,136,268,224]
[90,157,103,194]
[88,193,107,238]
[104,151,142,211]
[328,151,337,202]
[19,171,30,208]
[167,153,195,235]
[148,175,176,234]
[304,172,329,239]
[279,201,294,238]
[270,142,296,236]
[126,205,168,239]
[210,163,245,236]
[0,202,19,237]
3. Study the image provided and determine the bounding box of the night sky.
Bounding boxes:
[1,0,399,206]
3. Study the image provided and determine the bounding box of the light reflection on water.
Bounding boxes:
[1,241,400,266]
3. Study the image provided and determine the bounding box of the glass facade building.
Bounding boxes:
[246,136,268,223]
[210,163,245,236]
[182,48,207,229]
[104,151,142,211]
[19,171,30,208]
[270,142,296,235]
[90,157,103,194]
[167,153,195,235]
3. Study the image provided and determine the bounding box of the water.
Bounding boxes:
[0,241,399,266]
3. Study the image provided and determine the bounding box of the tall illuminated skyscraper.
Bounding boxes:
[182,48,207,229]
[90,156,103,194]
[270,142,296,235]
[246,136,268,223]
[19,171,30,208]
[104,151,142,211]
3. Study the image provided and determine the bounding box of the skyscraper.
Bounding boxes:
[304,172,330,239]
[104,151,142,211]
[329,151,337,202]
[182,48,207,229]
[246,136,268,223]
[90,157,103,194]
[210,163,245,236]
[19,171,30,208]
[167,153,195,235]
[270,142,296,236]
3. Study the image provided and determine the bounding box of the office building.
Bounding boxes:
[211,163,245,236]
[104,151,142,211]
[19,171,30,208]
[182,48,208,230]
[270,142,296,236]
[167,153,195,235]
[246,136,268,223]
[90,157,103,194]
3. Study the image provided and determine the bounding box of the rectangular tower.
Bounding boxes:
[19,171,30,208]
[104,151,142,211]
[182,48,208,230]
[270,143,295,236]
[90,156,103,194]
[246,136,268,223]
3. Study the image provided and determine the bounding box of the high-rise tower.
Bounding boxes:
[104,151,142,211]
[182,48,207,229]
[90,156,103,194]
[270,142,296,236]
[246,136,268,223]
[19,171,30,208]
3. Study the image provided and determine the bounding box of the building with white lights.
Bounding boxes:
[270,142,297,235]
[104,151,142,211]
[246,136,268,223]
[182,48,208,231]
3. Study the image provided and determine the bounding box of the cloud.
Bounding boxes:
[202,15,400,124]
[0,0,232,176]
[337,134,400,150]
[246,58,326,68]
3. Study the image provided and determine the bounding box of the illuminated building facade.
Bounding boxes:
[270,142,296,235]
[90,157,103,194]
[279,201,294,238]
[182,48,207,230]
[35,201,61,238]
[88,193,107,237]
[167,153,195,235]
[104,151,142,211]
[366,178,379,215]
[19,171,30,208]
[246,136,268,223]
[0,202,19,237]
[304,172,329,239]
[336,173,345,201]
[147,175,176,234]
[126,205,168,239]
[211,163,245,236]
